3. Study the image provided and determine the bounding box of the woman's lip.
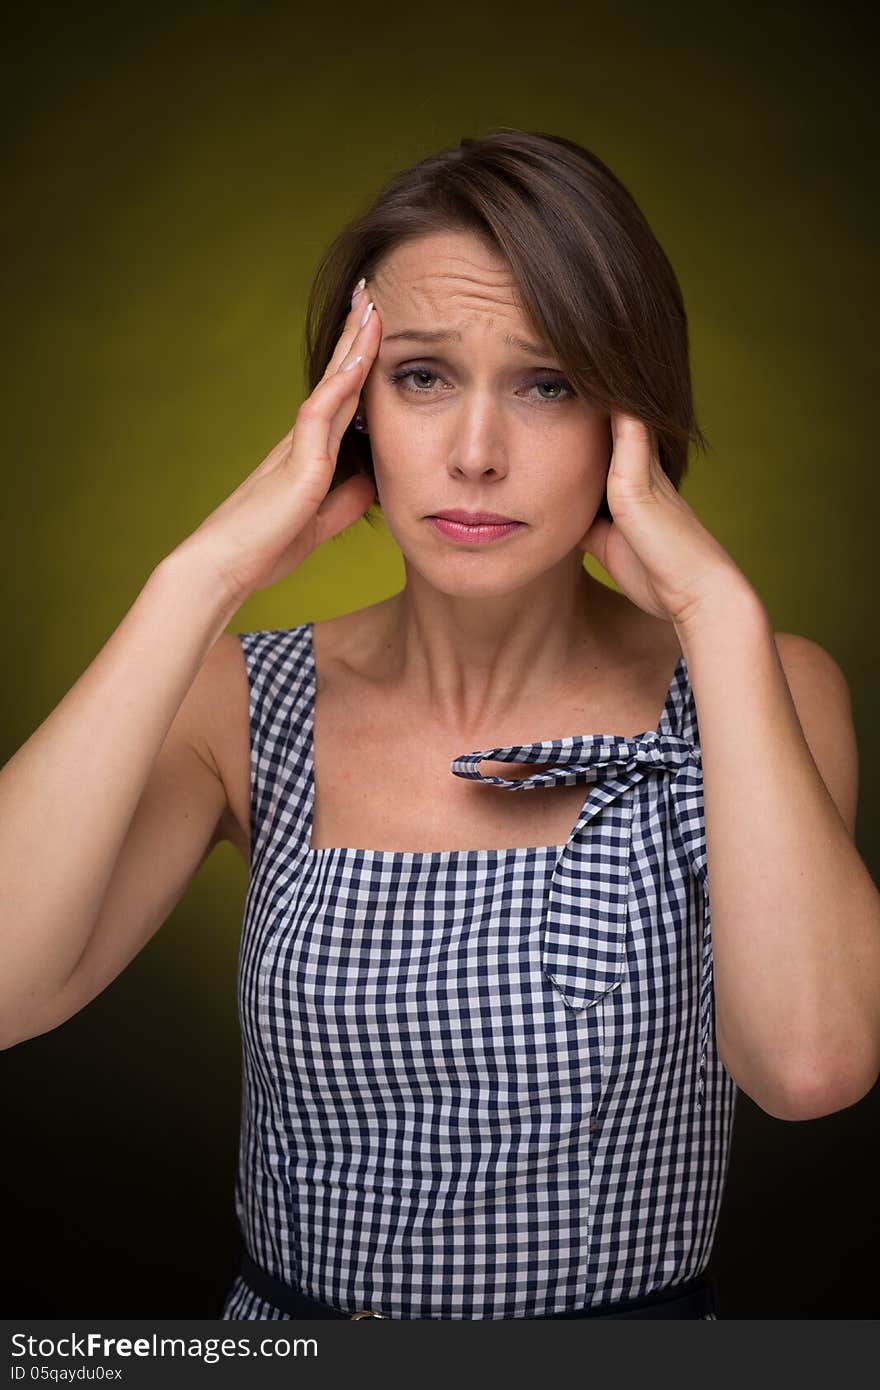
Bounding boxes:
[426,516,525,545]
[430,514,520,524]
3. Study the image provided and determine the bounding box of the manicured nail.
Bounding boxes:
[351,277,366,307]
[340,354,363,373]
[359,300,374,328]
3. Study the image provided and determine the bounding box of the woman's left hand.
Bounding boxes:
[578,411,761,631]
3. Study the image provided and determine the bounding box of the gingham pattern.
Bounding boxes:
[221,623,737,1320]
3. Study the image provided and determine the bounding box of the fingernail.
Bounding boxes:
[340,354,363,373]
[351,277,366,308]
[359,300,374,328]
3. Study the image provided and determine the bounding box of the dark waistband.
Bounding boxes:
[237,1249,716,1320]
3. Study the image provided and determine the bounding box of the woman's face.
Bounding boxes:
[361,229,612,597]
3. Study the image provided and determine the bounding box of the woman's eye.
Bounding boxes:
[391,368,440,393]
[388,368,574,403]
[532,380,570,401]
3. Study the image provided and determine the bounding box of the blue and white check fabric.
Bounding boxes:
[450,730,713,1104]
[221,623,736,1320]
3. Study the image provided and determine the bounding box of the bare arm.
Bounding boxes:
[0,552,240,1047]
[0,281,381,1048]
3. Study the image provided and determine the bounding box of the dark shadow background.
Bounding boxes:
[3,0,878,1318]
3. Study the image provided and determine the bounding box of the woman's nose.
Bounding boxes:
[445,401,510,478]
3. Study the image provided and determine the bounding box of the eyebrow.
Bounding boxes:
[381,328,555,357]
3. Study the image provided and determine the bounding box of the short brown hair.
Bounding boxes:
[304,127,709,529]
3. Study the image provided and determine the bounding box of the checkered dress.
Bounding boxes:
[220,622,736,1319]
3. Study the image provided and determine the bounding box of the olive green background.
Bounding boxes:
[4,0,877,1319]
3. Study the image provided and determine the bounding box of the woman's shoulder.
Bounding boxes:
[207,623,315,721]
[234,621,313,668]
[197,624,315,865]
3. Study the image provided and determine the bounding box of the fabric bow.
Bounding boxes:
[451,729,713,1109]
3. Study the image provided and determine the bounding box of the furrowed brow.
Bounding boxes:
[382,328,554,357]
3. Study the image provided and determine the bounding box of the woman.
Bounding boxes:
[2,129,876,1321]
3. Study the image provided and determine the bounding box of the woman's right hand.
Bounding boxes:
[175,286,381,605]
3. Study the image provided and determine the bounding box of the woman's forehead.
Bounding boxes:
[371,239,548,351]
[373,233,516,305]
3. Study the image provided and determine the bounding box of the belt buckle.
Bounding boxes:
[350,1309,386,1319]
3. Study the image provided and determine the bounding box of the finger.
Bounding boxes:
[291,360,366,469]
[578,515,612,565]
[285,334,377,494]
[263,303,378,471]
[609,411,655,487]
[314,472,377,543]
[248,299,378,487]
[322,286,376,379]
[323,306,382,451]
[301,305,379,425]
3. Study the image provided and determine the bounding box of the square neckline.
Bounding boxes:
[302,619,685,864]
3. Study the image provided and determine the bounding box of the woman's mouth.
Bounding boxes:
[426,516,526,545]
